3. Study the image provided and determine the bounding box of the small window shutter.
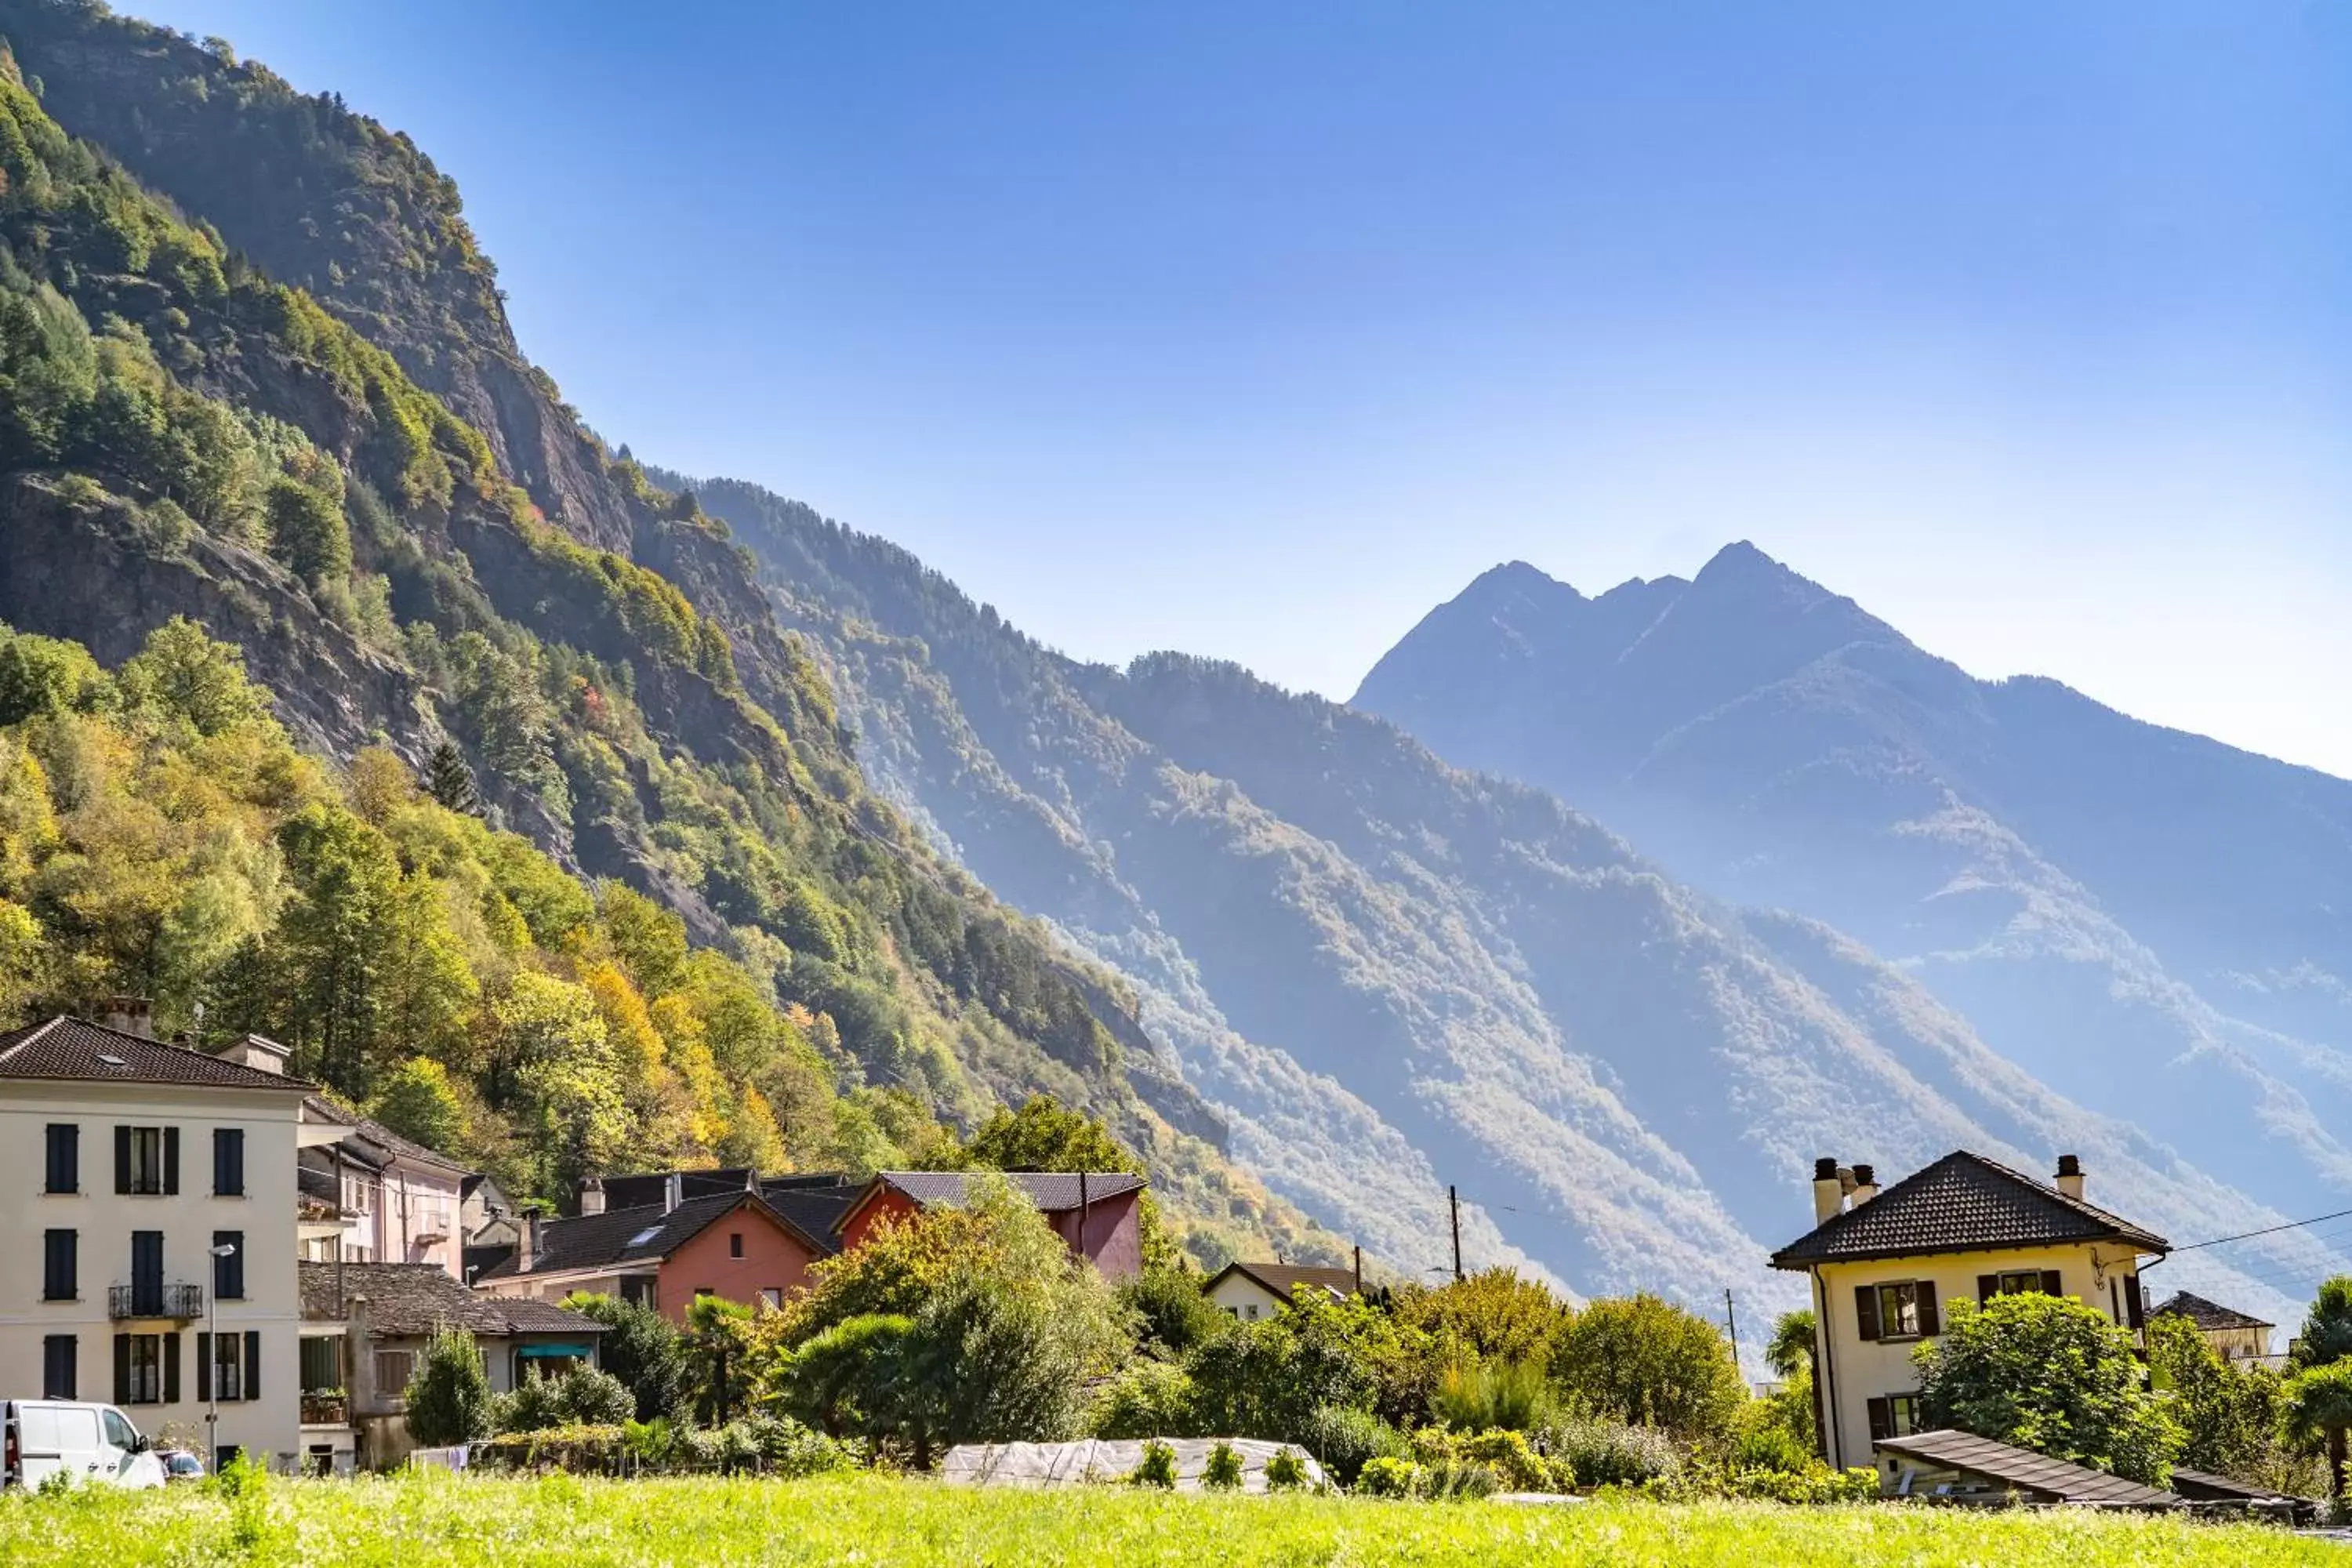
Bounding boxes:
[2041,1269,2062,1298]
[162,1127,180,1196]
[113,1334,131,1404]
[114,1126,132,1194]
[1978,1272,1999,1303]
[1866,1396,1893,1443]
[163,1334,181,1405]
[228,1131,243,1196]
[245,1330,261,1400]
[2124,1273,2145,1329]
[196,1332,211,1402]
[1854,1283,1882,1341]
[1916,1280,1940,1337]
[213,1131,226,1196]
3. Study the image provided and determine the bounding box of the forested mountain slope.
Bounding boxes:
[1354,546,2352,1225]
[669,474,2346,1323]
[0,9,1323,1268]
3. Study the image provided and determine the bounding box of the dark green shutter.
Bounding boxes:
[1916,1280,1940,1337]
[2041,1269,2062,1297]
[114,1126,131,1194]
[196,1332,210,1402]
[112,1335,130,1404]
[1866,1396,1893,1443]
[2124,1274,2145,1328]
[244,1331,261,1400]
[1853,1283,1881,1341]
[162,1334,180,1404]
[1977,1272,1999,1303]
[162,1127,179,1195]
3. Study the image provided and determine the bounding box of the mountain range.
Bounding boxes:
[0,3,2339,1335]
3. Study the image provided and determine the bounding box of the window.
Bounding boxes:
[45,1123,78,1194]
[619,1276,657,1312]
[117,1126,172,1196]
[122,1334,163,1404]
[695,1286,715,1301]
[213,1333,245,1402]
[375,1349,416,1398]
[1978,1269,2061,1302]
[760,1288,783,1310]
[43,1334,75,1399]
[343,1173,373,1215]
[1853,1279,1940,1341]
[730,1232,745,1259]
[301,1337,343,1392]
[213,1231,245,1301]
[1867,1392,1926,1443]
[212,1129,245,1197]
[43,1229,77,1301]
[101,1409,136,1452]
[1244,1303,1261,1321]
[129,1231,164,1316]
[216,1445,241,1472]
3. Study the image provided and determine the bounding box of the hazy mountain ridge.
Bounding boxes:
[671,474,2343,1325]
[1355,544,2352,1236]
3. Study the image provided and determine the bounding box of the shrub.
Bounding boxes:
[1733,1421,1817,1475]
[1355,1456,1422,1497]
[1408,1425,1567,1494]
[1202,1441,1243,1491]
[476,1424,626,1474]
[1551,1294,1744,1443]
[493,1370,567,1436]
[1122,1269,1229,1357]
[1430,1358,1555,1432]
[1541,1415,1680,1487]
[1130,1439,1178,1490]
[1915,1292,2182,1486]
[1299,1403,1405,1486]
[562,1294,693,1421]
[557,1365,637,1428]
[1263,1448,1309,1492]
[405,1325,495,1447]
[1652,1457,1879,1504]
[1088,1358,1198,1439]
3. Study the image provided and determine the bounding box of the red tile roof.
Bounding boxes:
[1770,1150,2167,1269]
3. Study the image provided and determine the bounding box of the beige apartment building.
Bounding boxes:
[1771,1150,2168,1487]
[0,1016,326,1469]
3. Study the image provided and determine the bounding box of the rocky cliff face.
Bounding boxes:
[1355,544,2352,1223]
[679,471,2347,1323]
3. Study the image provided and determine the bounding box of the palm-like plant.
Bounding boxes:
[1765,1310,1815,1381]
[2284,1361,2352,1497]
[2299,1278,2352,1370]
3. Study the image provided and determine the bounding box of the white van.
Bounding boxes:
[2,1400,166,1490]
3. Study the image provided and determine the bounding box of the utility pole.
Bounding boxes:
[1449,1185,1463,1283]
[1725,1287,1741,1371]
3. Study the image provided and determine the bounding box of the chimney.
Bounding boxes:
[212,1034,289,1075]
[347,1294,374,1415]
[1811,1157,1844,1224]
[578,1178,606,1218]
[1849,1163,1879,1206]
[2055,1154,2084,1201]
[103,996,154,1039]
[663,1173,683,1215]
[517,1208,540,1273]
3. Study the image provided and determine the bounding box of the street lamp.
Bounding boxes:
[205,1241,237,1471]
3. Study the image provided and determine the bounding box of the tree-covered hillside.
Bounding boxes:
[669,471,2350,1324]
[0,17,1327,1267]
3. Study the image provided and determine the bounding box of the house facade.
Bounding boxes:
[837,1171,1146,1281]
[0,1017,323,1470]
[297,1261,603,1472]
[474,1181,836,1322]
[298,1099,470,1278]
[1770,1151,2167,1485]
[1203,1261,1362,1322]
[2151,1291,2275,1363]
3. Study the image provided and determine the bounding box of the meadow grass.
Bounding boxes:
[0,1470,2341,1566]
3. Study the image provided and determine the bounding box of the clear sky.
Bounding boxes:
[134,2,2351,776]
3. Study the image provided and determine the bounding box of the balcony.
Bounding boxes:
[299,1391,349,1425]
[108,1282,205,1320]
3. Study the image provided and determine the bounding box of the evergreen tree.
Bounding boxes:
[424,739,479,815]
[405,1325,494,1447]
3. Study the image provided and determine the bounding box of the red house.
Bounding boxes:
[837,1171,1146,1281]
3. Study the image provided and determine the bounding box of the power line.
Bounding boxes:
[2168,1207,2352,1255]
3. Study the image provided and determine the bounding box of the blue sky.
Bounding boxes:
[137,2,2351,775]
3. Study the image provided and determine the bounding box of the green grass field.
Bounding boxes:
[0,1472,2341,1566]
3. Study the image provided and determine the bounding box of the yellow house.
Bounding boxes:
[2151,1291,2274,1363]
[1769,1151,2168,1485]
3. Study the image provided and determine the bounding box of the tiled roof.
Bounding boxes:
[1209,1262,1361,1301]
[760,1184,854,1257]
[1872,1428,2176,1507]
[1770,1151,2168,1269]
[303,1094,471,1176]
[475,1190,828,1280]
[864,1170,1147,1224]
[298,1262,602,1338]
[2152,1290,2274,1332]
[0,1016,313,1091]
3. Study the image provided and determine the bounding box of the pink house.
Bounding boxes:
[297,1098,471,1279]
[837,1171,1145,1281]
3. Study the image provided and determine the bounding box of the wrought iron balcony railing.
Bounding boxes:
[108,1281,205,1319]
